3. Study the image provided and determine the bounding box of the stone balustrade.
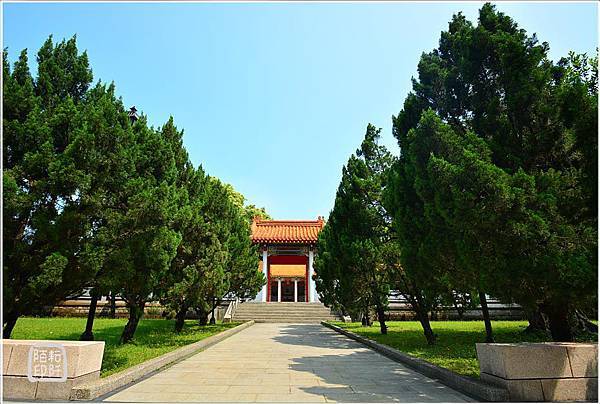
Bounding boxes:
[476,342,598,401]
[3,339,105,400]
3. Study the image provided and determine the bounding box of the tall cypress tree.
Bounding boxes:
[315,125,395,334]
[3,37,106,338]
[387,3,597,341]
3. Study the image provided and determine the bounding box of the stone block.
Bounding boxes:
[3,339,104,400]
[3,343,12,373]
[481,372,544,401]
[3,339,104,378]
[34,371,100,400]
[476,344,505,378]
[506,379,545,402]
[477,343,573,379]
[2,376,37,400]
[5,341,31,376]
[565,343,597,377]
[541,377,598,402]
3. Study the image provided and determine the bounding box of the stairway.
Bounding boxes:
[233,302,339,323]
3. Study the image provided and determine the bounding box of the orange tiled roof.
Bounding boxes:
[251,217,325,244]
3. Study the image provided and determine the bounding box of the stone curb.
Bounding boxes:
[322,321,509,402]
[70,320,255,401]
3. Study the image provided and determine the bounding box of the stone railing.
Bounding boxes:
[476,342,597,401]
[223,297,240,323]
[3,339,105,400]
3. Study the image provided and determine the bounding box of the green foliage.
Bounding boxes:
[162,173,264,329]
[335,321,596,378]
[11,317,238,376]
[3,35,267,341]
[3,37,106,336]
[385,3,597,341]
[315,125,395,332]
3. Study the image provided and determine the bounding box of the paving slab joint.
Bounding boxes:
[70,320,255,401]
[321,321,509,402]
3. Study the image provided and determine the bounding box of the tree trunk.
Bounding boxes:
[80,289,99,341]
[375,302,387,335]
[525,306,549,333]
[453,301,465,320]
[574,310,598,333]
[197,306,209,326]
[415,307,436,345]
[120,301,145,343]
[479,291,494,343]
[209,298,216,325]
[110,292,116,319]
[174,305,187,333]
[363,300,372,327]
[545,302,574,342]
[3,310,19,339]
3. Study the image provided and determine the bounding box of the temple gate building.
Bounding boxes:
[251,217,324,303]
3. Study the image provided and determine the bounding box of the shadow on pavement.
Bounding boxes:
[273,324,473,402]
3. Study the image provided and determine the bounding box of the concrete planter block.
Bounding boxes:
[477,342,573,379]
[2,375,38,400]
[566,344,598,377]
[2,339,105,400]
[477,342,598,402]
[481,372,545,402]
[34,371,100,400]
[541,377,598,401]
[3,343,12,373]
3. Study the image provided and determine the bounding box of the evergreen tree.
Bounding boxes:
[3,37,105,338]
[102,116,183,343]
[315,125,394,334]
[162,174,264,332]
[205,178,264,321]
[76,82,137,341]
[3,35,266,342]
[387,3,597,341]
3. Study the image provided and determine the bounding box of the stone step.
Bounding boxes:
[237,304,328,308]
[234,314,336,319]
[233,302,340,322]
[234,312,336,315]
[233,318,337,322]
[236,306,333,310]
[238,303,327,306]
[249,319,329,323]
[235,313,335,317]
[235,310,334,314]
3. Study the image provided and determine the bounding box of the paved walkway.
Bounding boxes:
[104,324,473,402]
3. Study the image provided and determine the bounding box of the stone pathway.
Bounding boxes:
[103,323,473,402]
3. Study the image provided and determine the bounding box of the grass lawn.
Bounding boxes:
[11,317,239,377]
[333,321,598,378]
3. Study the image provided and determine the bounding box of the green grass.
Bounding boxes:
[333,321,598,378]
[11,317,239,377]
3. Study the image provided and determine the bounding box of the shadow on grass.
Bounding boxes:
[12,317,236,377]
[99,320,236,376]
[334,321,556,378]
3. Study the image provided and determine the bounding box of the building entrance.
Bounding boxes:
[268,278,308,302]
[281,279,294,302]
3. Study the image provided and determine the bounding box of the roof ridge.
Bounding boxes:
[251,218,325,244]
[256,220,322,224]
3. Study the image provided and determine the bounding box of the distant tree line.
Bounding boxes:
[3,36,268,342]
[315,3,597,343]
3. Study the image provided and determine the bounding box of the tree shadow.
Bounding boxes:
[272,324,472,402]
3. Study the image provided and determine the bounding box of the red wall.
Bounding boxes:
[267,255,308,302]
[269,255,308,265]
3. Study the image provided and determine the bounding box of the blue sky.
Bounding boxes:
[3,1,598,219]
